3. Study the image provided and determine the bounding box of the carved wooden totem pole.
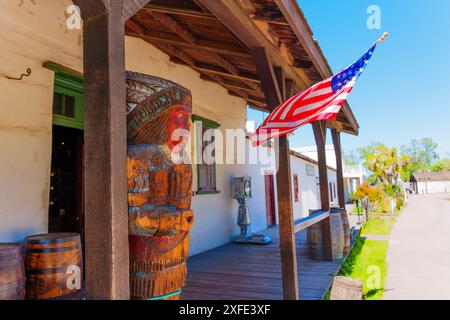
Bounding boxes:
[126,72,194,300]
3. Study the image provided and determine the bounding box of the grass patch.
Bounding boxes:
[331,237,388,300]
[361,216,396,236]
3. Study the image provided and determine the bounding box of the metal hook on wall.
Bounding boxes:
[5,68,32,81]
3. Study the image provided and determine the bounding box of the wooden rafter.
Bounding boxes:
[149,11,197,44]
[138,33,264,108]
[196,0,310,89]
[136,10,259,92]
[126,29,249,58]
[126,13,263,95]
[141,4,216,20]
[123,0,151,21]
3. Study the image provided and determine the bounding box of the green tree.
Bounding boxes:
[344,149,360,166]
[399,154,413,182]
[430,158,450,172]
[364,146,409,189]
[400,138,439,172]
[358,142,385,164]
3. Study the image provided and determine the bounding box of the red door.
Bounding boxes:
[265,175,276,226]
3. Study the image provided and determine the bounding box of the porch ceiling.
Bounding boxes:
[126,0,359,135]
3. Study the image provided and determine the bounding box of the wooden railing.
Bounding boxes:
[293,210,329,234]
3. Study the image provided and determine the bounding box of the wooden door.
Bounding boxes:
[49,125,84,238]
[265,174,276,226]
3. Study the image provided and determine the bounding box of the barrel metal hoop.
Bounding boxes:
[145,289,182,301]
[26,244,81,254]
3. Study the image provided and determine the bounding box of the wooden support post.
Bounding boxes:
[75,0,146,300]
[251,47,299,300]
[312,121,333,261]
[331,129,346,208]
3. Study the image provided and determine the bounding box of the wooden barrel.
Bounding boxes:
[25,233,83,300]
[307,210,324,260]
[0,244,25,300]
[330,276,363,300]
[330,210,345,262]
[339,209,351,255]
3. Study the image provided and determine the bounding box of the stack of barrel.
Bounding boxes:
[0,233,83,300]
[307,208,351,262]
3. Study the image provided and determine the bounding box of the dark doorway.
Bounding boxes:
[49,125,84,239]
[265,174,277,226]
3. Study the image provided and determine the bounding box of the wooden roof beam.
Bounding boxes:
[123,0,151,21]
[147,40,250,104]
[250,15,290,26]
[142,4,216,20]
[199,74,263,96]
[126,29,250,58]
[149,11,197,44]
[141,12,250,88]
[196,0,310,90]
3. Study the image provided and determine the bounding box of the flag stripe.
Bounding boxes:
[252,43,377,147]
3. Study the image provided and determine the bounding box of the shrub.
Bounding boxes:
[396,196,404,211]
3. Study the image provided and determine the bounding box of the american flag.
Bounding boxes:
[252,43,378,146]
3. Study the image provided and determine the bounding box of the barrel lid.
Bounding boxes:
[26,233,80,244]
[0,243,22,256]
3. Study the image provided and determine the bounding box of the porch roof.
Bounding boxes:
[126,0,360,135]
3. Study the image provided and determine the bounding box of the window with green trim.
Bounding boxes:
[45,62,84,130]
[192,115,220,195]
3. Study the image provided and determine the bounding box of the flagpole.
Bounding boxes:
[376,32,389,45]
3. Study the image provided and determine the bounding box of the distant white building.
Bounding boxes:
[292,145,368,203]
[410,172,450,194]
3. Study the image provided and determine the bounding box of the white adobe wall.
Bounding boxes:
[247,142,338,226]
[0,1,249,257]
[417,181,450,194]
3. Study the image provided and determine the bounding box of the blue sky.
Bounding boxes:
[247,0,450,158]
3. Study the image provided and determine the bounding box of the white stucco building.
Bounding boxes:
[410,172,450,195]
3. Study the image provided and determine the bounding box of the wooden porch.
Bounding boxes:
[182,227,341,300]
[70,0,361,299]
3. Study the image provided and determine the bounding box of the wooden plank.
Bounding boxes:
[182,228,343,300]
[312,121,333,261]
[142,4,217,20]
[331,129,346,208]
[294,211,330,233]
[126,30,250,58]
[274,0,331,78]
[149,11,197,44]
[75,0,130,300]
[123,0,150,21]
[251,47,282,105]
[196,0,310,89]
[251,46,299,300]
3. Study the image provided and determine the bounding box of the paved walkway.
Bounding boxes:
[383,193,450,300]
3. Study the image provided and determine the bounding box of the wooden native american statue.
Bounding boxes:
[126,72,194,300]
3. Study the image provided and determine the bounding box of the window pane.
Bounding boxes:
[64,95,75,118]
[53,92,63,115]
[198,122,217,192]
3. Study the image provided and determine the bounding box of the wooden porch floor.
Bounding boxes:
[181,227,342,300]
